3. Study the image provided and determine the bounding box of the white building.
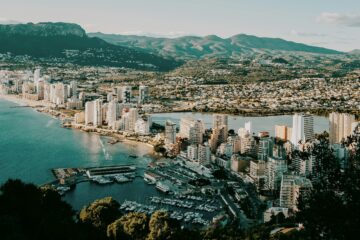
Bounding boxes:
[198,143,211,165]
[85,101,94,126]
[33,68,40,84]
[107,99,119,129]
[121,108,138,132]
[49,83,68,105]
[69,81,77,98]
[187,145,198,161]
[85,99,103,127]
[135,117,151,135]
[245,121,252,134]
[138,85,149,104]
[179,117,204,144]
[291,113,314,147]
[280,174,312,211]
[93,99,103,127]
[66,96,83,110]
[36,80,44,100]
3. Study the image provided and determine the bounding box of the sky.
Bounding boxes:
[0,0,359,51]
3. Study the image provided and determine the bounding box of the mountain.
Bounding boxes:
[0,22,180,71]
[348,49,360,55]
[89,32,343,60]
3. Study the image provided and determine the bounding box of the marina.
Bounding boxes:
[51,164,137,190]
[119,196,222,226]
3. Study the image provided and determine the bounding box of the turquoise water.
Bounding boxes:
[0,99,329,209]
[0,99,160,209]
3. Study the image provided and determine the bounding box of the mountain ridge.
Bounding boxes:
[89,32,343,60]
[0,22,181,71]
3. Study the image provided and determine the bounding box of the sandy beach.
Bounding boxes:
[0,94,54,108]
[0,93,155,154]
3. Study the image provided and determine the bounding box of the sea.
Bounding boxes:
[0,99,329,209]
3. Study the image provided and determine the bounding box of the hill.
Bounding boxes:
[348,49,360,55]
[0,22,180,71]
[89,32,342,60]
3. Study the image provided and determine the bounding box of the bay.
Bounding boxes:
[0,99,329,209]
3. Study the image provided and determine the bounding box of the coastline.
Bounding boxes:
[0,94,155,155]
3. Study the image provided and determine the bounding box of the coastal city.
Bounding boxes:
[0,1,360,239]
[1,68,359,230]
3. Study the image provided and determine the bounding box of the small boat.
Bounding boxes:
[92,176,113,184]
[114,175,132,183]
[56,186,71,195]
[108,138,119,144]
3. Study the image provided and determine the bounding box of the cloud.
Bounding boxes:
[0,17,22,25]
[317,12,360,27]
[290,30,327,37]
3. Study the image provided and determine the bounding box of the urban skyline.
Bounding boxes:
[0,2,360,239]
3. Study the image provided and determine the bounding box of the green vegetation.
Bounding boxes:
[79,197,120,231]
[107,212,148,240]
[0,22,181,71]
[0,179,78,240]
[295,133,360,239]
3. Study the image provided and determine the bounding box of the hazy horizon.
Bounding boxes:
[0,0,359,51]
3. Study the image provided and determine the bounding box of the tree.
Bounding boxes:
[79,197,120,232]
[0,179,78,240]
[147,211,180,240]
[296,131,360,239]
[107,212,149,240]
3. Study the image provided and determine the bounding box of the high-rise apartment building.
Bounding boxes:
[69,81,78,98]
[93,99,103,127]
[135,117,151,135]
[267,156,287,191]
[33,68,40,84]
[179,117,204,144]
[165,120,177,144]
[107,99,119,129]
[257,137,274,161]
[198,143,211,165]
[121,86,132,103]
[213,114,228,129]
[138,85,149,104]
[329,112,356,144]
[85,101,94,126]
[291,113,314,147]
[187,145,198,161]
[121,108,138,132]
[280,174,312,211]
[275,125,292,141]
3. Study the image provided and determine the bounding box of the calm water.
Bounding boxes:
[0,99,159,209]
[0,99,329,209]
[151,112,329,135]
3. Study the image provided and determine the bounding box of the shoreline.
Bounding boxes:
[0,94,155,155]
